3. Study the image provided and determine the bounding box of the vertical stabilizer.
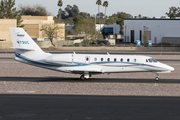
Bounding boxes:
[9,27,44,56]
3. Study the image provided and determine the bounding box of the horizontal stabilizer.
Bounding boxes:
[10,47,36,51]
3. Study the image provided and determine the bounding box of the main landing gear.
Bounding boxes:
[155,73,159,81]
[80,73,91,81]
[80,75,86,81]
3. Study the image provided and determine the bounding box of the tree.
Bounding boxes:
[73,14,84,25]
[57,0,63,22]
[79,12,90,19]
[166,6,180,18]
[96,12,105,19]
[0,0,23,27]
[65,29,73,36]
[19,4,51,16]
[115,12,132,34]
[61,10,68,19]
[96,0,102,24]
[65,5,79,17]
[41,24,59,47]
[143,30,150,46]
[105,16,118,25]
[73,19,96,45]
[103,1,108,20]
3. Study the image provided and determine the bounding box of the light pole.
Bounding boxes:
[95,14,97,39]
[125,25,127,42]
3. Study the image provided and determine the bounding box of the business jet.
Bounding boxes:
[9,27,174,81]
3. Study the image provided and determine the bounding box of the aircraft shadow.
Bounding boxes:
[0,77,180,83]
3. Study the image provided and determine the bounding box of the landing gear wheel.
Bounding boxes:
[155,73,159,81]
[80,75,86,81]
[155,77,159,81]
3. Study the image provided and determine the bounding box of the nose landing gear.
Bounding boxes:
[155,73,159,81]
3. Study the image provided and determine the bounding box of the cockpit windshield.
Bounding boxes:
[148,58,158,63]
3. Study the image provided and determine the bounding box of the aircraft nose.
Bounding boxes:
[168,66,175,71]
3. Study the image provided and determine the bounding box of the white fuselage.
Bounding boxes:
[14,53,174,75]
[9,27,175,80]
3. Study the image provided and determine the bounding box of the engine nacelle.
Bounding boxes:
[46,54,73,65]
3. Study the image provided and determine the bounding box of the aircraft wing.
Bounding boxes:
[66,69,103,74]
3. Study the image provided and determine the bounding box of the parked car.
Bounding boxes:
[97,40,110,45]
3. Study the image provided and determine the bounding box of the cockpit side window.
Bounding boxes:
[151,58,157,62]
[148,59,152,62]
[148,58,158,63]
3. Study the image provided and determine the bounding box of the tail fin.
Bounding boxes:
[9,27,44,56]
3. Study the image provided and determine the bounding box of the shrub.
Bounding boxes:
[100,42,105,46]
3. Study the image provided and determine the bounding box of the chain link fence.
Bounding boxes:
[0,42,180,52]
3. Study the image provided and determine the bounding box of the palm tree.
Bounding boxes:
[57,0,63,22]
[96,0,102,24]
[103,1,108,22]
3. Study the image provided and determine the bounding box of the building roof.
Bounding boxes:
[125,18,180,21]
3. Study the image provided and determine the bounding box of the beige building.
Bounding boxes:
[0,16,65,49]
[21,16,65,41]
[0,19,17,49]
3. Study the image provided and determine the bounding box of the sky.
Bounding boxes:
[15,0,180,17]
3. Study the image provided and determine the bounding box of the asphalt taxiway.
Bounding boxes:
[0,94,180,120]
[0,77,180,83]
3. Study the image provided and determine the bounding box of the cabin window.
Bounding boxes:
[127,59,130,62]
[107,58,110,62]
[134,59,136,62]
[86,57,89,61]
[121,58,123,62]
[114,58,117,62]
[94,58,97,61]
[101,58,104,61]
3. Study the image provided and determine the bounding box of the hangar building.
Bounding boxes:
[0,19,17,49]
[124,18,180,44]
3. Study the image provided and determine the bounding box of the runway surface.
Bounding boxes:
[0,94,180,120]
[1,77,180,83]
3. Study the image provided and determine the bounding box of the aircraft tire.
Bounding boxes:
[155,77,159,81]
[80,75,86,81]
